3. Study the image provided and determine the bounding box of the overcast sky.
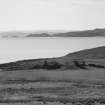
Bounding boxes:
[0,0,105,31]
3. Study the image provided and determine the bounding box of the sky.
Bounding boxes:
[0,0,105,31]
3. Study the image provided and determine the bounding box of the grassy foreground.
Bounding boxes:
[0,69,105,105]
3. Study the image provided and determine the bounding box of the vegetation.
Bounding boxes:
[88,64,105,68]
[73,60,88,69]
[0,60,62,71]
[31,61,62,70]
[1,81,105,105]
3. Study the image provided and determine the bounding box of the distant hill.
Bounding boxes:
[54,28,105,37]
[1,28,105,38]
[0,46,105,71]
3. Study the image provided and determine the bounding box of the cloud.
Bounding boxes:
[0,0,105,31]
[32,0,105,9]
[38,0,105,5]
[71,0,105,5]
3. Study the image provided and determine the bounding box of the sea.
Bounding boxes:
[0,37,105,63]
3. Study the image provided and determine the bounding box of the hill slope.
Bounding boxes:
[0,46,105,71]
[66,46,105,59]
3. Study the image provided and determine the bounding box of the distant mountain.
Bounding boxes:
[0,31,29,38]
[26,33,50,37]
[54,28,105,37]
[0,46,105,71]
[0,28,105,38]
[0,30,67,38]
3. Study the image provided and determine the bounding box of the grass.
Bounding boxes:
[0,68,105,104]
[1,69,105,82]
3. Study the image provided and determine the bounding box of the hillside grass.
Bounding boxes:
[0,69,105,82]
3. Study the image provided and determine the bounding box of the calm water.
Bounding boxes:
[0,37,105,63]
